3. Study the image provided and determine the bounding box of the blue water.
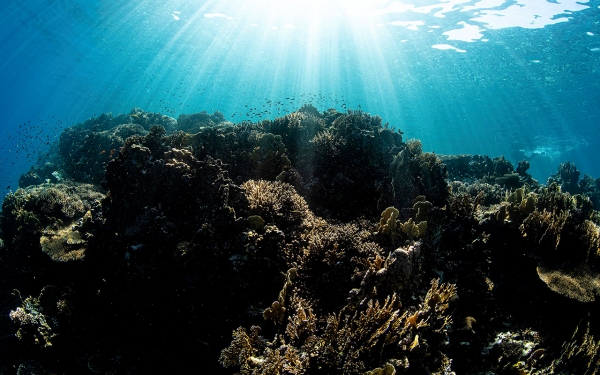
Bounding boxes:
[1,0,599,199]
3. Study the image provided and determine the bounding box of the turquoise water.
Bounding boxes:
[1,0,599,194]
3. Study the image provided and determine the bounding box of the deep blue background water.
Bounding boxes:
[1,0,599,200]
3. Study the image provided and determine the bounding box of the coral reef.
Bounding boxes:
[442,154,535,189]
[0,106,599,374]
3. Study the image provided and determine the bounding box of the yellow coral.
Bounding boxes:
[263,268,297,325]
[399,218,427,240]
[379,207,399,234]
[243,180,309,217]
[555,320,600,375]
[364,363,396,375]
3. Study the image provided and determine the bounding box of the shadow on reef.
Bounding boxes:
[1,105,600,374]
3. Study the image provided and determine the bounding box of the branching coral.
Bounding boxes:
[552,320,600,375]
[9,287,64,348]
[272,108,404,220]
[242,180,312,230]
[448,190,484,219]
[219,326,264,371]
[554,161,582,195]
[221,279,457,375]
[285,295,318,346]
[311,130,347,161]
[262,110,326,164]
[297,220,380,310]
[443,154,529,190]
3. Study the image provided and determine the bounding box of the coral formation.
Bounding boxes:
[39,224,88,262]
[379,206,399,234]
[389,139,448,209]
[442,154,535,189]
[552,320,600,375]
[0,183,98,265]
[0,106,599,374]
[220,279,456,375]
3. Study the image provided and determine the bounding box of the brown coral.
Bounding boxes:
[242,179,312,230]
[221,279,456,375]
[553,320,600,375]
[40,225,87,262]
[536,262,600,303]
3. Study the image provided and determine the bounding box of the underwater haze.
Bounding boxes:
[1,0,600,191]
